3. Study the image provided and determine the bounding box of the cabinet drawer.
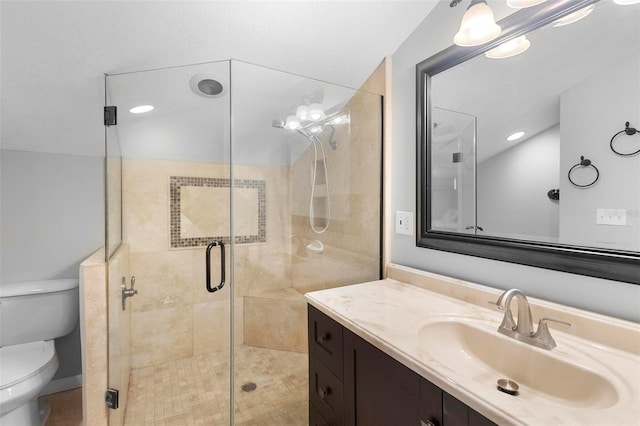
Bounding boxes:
[308,305,344,379]
[310,354,344,425]
[309,403,330,426]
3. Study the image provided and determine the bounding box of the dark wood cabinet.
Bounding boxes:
[308,305,497,426]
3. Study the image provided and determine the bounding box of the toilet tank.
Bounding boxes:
[0,279,79,347]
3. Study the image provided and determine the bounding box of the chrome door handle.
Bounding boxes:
[206,241,225,293]
[121,276,138,311]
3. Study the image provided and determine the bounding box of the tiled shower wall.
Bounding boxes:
[290,61,384,291]
[123,160,291,368]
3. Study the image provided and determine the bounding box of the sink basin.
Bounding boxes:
[418,319,618,409]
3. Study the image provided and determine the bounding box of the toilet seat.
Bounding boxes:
[0,341,56,389]
[0,340,58,416]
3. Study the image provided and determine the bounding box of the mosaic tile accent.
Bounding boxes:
[170,176,266,248]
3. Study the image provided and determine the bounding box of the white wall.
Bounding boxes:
[559,58,640,251]
[1,149,104,379]
[389,1,640,322]
[477,125,559,241]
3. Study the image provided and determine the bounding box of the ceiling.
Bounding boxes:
[0,0,438,158]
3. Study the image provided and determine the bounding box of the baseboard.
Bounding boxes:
[39,374,82,396]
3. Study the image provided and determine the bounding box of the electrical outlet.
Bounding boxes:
[395,211,413,235]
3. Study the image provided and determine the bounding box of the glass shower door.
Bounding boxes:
[105,60,233,425]
[430,107,477,233]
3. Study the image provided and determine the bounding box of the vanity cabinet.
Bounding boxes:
[308,305,497,426]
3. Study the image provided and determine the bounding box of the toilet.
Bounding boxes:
[0,279,79,425]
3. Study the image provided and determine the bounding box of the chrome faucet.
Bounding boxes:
[494,289,570,350]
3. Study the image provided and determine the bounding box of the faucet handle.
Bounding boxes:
[539,317,571,328]
[533,317,571,350]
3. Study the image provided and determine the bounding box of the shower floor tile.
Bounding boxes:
[124,345,308,425]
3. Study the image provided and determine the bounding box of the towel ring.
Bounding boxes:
[610,121,640,156]
[568,156,599,188]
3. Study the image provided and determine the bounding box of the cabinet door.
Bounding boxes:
[420,378,443,426]
[443,392,497,426]
[344,331,421,425]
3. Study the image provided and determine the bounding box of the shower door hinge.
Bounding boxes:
[452,152,462,163]
[105,388,119,409]
[104,106,117,126]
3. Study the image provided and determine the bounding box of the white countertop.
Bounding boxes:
[305,265,640,426]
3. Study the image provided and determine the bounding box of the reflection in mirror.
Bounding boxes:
[417,0,640,284]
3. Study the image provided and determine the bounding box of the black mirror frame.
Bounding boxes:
[416,0,640,285]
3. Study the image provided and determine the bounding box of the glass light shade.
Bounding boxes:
[454,1,502,47]
[129,105,154,114]
[308,103,325,120]
[506,0,547,8]
[552,5,594,27]
[485,35,531,59]
[284,115,301,130]
[613,0,640,4]
[296,105,309,121]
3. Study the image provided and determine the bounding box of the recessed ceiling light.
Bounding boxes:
[485,35,531,59]
[552,4,595,27]
[129,105,154,114]
[507,131,525,142]
[613,0,640,4]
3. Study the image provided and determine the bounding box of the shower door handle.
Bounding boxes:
[205,241,225,293]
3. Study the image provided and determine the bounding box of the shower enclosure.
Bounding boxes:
[104,60,382,425]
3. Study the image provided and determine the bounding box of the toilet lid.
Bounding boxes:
[0,341,56,389]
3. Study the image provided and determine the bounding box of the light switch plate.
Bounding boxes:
[596,208,627,226]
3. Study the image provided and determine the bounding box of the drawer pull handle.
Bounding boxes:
[320,333,331,343]
[318,386,331,400]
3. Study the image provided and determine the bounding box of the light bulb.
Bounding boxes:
[296,105,309,121]
[310,126,323,134]
[284,115,301,130]
[454,0,501,47]
[485,35,530,59]
[309,103,325,121]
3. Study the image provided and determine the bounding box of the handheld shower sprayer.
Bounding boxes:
[272,118,331,234]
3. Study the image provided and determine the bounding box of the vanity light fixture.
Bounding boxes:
[507,131,525,142]
[552,4,595,27]
[485,35,531,58]
[506,0,548,8]
[129,105,154,114]
[453,0,501,47]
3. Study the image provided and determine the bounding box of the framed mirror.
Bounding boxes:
[417,0,640,284]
